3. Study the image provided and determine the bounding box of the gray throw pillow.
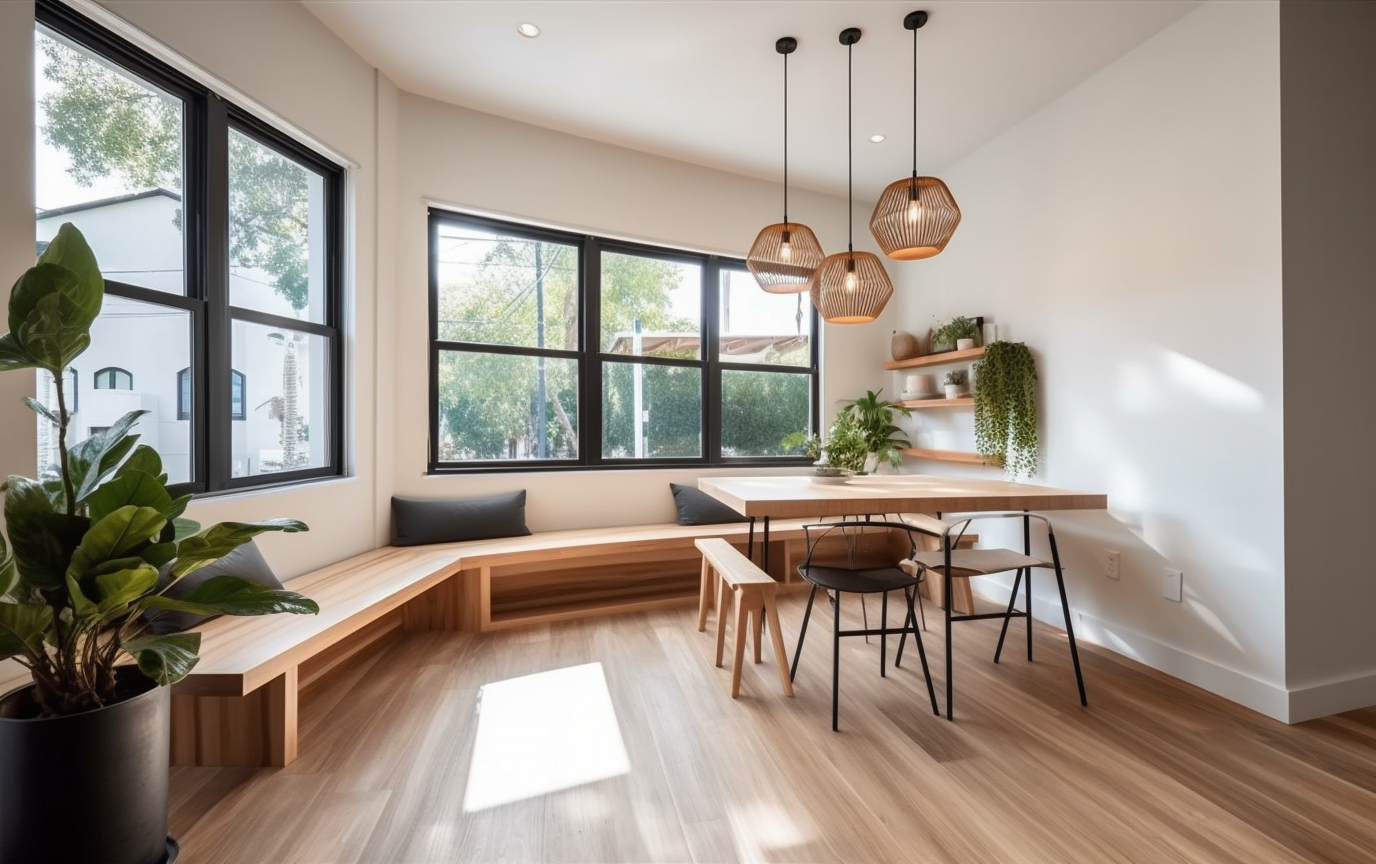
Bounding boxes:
[669,483,748,526]
[147,540,283,635]
[391,490,532,547]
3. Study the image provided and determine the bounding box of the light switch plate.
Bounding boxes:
[1163,567,1183,602]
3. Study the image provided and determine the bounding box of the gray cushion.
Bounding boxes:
[669,483,748,526]
[148,541,282,635]
[391,491,532,547]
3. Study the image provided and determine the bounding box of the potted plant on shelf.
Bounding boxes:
[944,369,969,399]
[838,389,912,472]
[0,224,320,864]
[972,340,1039,478]
[929,315,981,353]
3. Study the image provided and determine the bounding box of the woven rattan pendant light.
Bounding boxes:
[812,27,893,325]
[747,37,824,293]
[869,11,961,261]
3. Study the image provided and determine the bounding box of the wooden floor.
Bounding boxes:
[169,593,1376,864]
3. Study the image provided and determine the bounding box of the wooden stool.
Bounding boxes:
[694,538,793,698]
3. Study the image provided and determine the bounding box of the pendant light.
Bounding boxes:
[869,10,961,260]
[812,27,893,325]
[747,37,824,292]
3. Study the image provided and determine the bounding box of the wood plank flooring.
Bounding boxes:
[169,594,1376,863]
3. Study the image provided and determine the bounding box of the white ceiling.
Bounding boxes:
[302,1,1201,200]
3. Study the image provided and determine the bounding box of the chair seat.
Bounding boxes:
[911,548,1049,577]
[797,564,918,594]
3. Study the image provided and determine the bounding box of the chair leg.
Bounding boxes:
[903,588,939,715]
[861,594,870,644]
[1049,532,1088,706]
[880,590,889,678]
[1026,556,1035,661]
[916,579,927,631]
[994,567,1025,664]
[945,570,955,721]
[832,591,842,732]
[790,585,818,683]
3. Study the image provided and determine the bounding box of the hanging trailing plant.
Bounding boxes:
[973,341,1039,478]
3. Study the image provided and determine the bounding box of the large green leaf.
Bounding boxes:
[67,411,146,505]
[23,396,59,426]
[65,572,97,619]
[171,518,201,542]
[66,505,166,583]
[3,475,86,592]
[94,564,159,614]
[114,445,163,482]
[140,575,319,618]
[8,263,95,373]
[37,222,105,319]
[172,519,309,578]
[86,469,173,525]
[0,333,35,372]
[122,632,201,686]
[141,542,177,569]
[0,534,14,599]
[0,601,52,661]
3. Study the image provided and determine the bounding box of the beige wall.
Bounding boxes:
[888,3,1290,717]
[1281,0,1376,719]
[389,93,886,531]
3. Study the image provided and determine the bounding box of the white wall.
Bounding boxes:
[391,93,886,531]
[888,3,1288,717]
[1280,0,1376,721]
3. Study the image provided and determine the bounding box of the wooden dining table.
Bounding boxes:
[697,473,1108,574]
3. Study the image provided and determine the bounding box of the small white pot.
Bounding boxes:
[956,338,976,351]
[944,384,963,399]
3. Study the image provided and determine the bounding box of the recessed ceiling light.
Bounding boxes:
[869,134,886,143]
[517,22,541,38]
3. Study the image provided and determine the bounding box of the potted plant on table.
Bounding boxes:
[818,411,869,475]
[838,389,912,473]
[0,224,319,864]
[972,340,1039,478]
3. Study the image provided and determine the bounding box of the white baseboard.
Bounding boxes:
[969,576,1293,722]
[1286,671,1376,722]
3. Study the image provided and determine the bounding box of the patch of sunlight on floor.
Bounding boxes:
[463,662,630,813]
[1164,350,1264,411]
[728,801,812,861]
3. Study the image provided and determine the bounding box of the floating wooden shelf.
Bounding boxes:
[900,396,973,409]
[884,345,985,370]
[900,447,995,466]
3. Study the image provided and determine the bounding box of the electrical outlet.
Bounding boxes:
[1104,549,1121,580]
[1163,567,1183,602]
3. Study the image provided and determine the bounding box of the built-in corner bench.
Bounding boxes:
[170,519,815,768]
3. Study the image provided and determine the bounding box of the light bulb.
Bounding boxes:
[845,269,857,292]
[907,197,923,222]
[780,231,792,260]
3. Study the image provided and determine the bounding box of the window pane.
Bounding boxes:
[231,321,331,477]
[35,297,192,483]
[601,361,701,459]
[435,224,579,349]
[721,370,812,458]
[600,252,700,358]
[35,29,185,295]
[436,351,579,461]
[719,267,811,367]
[228,129,329,323]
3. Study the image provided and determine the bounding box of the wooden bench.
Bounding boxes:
[171,519,818,767]
[695,538,792,699]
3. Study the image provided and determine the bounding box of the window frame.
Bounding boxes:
[427,208,819,473]
[36,0,346,494]
[93,367,133,391]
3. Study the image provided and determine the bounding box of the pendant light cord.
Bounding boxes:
[912,22,918,179]
[782,48,789,226]
[847,38,854,256]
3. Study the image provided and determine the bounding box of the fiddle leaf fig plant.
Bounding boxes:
[0,223,319,718]
[838,388,912,469]
[972,340,1039,478]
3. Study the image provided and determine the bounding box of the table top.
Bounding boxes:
[697,474,1108,520]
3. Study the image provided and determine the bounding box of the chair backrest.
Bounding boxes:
[800,519,921,571]
[903,510,1057,551]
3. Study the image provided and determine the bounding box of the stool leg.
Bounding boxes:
[697,558,713,632]
[753,594,764,664]
[764,592,794,697]
[715,574,731,667]
[731,587,749,698]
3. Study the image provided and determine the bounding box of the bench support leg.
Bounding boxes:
[169,668,299,768]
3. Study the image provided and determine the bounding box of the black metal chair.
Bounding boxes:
[791,519,940,731]
[897,512,1088,720]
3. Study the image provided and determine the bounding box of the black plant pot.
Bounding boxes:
[0,666,176,864]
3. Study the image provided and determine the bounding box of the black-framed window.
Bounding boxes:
[428,209,818,472]
[93,367,133,391]
[33,0,344,491]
